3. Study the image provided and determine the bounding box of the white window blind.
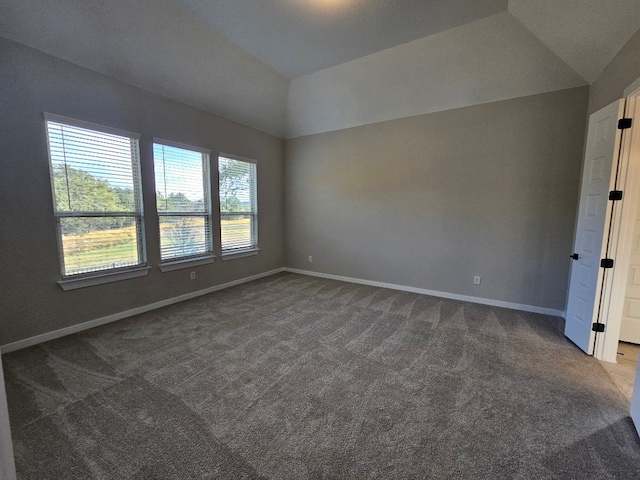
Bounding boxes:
[44,114,145,277]
[154,141,212,261]
[218,156,258,252]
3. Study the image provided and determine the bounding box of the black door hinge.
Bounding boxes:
[618,118,633,130]
[592,323,606,333]
[601,258,614,269]
[609,190,623,201]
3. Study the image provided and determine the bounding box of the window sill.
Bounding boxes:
[158,255,215,272]
[58,266,151,291]
[221,248,260,261]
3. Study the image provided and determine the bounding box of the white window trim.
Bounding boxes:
[44,113,147,282]
[153,137,211,155]
[221,248,260,261]
[154,138,214,265]
[57,266,151,291]
[44,112,140,140]
[218,153,259,254]
[219,152,257,165]
[158,255,215,272]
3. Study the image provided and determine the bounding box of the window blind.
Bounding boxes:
[45,116,145,276]
[218,156,257,252]
[154,142,212,261]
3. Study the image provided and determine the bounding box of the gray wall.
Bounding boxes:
[0,38,284,346]
[286,12,586,138]
[0,0,289,136]
[285,87,589,311]
[0,355,16,479]
[589,27,640,114]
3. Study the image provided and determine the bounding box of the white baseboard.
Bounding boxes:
[285,268,565,318]
[1,266,565,354]
[0,268,285,354]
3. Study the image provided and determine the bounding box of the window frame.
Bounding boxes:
[43,113,149,290]
[153,138,214,270]
[218,153,259,259]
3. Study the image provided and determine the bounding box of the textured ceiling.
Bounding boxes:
[509,0,640,83]
[0,0,289,137]
[1,0,640,136]
[173,0,640,82]
[175,0,508,78]
[286,12,587,138]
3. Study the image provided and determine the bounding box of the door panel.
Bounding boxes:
[565,99,625,354]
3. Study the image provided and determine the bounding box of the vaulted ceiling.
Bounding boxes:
[174,0,508,78]
[509,0,640,83]
[1,0,640,137]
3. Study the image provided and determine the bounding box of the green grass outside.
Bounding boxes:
[64,241,138,274]
[63,219,252,273]
[221,221,251,246]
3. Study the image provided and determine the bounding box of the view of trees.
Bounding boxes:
[218,159,253,213]
[160,216,204,259]
[157,191,205,213]
[53,165,136,235]
[55,160,252,222]
[54,160,254,268]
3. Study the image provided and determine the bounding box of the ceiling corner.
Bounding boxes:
[508,0,640,84]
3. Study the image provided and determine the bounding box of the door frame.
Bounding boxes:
[564,99,626,354]
[595,82,640,362]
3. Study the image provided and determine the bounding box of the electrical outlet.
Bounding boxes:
[190,271,196,280]
[473,276,481,285]
[308,256,313,263]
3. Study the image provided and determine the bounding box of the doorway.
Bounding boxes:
[597,81,640,363]
[595,82,640,412]
[565,79,640,433]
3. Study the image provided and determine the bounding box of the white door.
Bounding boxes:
[620,212,640,344]
[565,99,625,354]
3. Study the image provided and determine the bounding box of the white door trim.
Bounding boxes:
[597,85,640,362]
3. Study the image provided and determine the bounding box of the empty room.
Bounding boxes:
[3,0,640,478]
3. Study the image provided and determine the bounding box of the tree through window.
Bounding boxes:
[218,155,258,253]
[45,114,145,277]
[153,141,212,262]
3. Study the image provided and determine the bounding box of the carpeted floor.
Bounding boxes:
[602,342,640,401]
[3,272,640,479]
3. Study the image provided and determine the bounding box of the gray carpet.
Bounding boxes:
[3,272,640,479]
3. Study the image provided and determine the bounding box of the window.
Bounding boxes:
[154,140,212,263]
[45,114,145,278]
[218,155,258,254]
